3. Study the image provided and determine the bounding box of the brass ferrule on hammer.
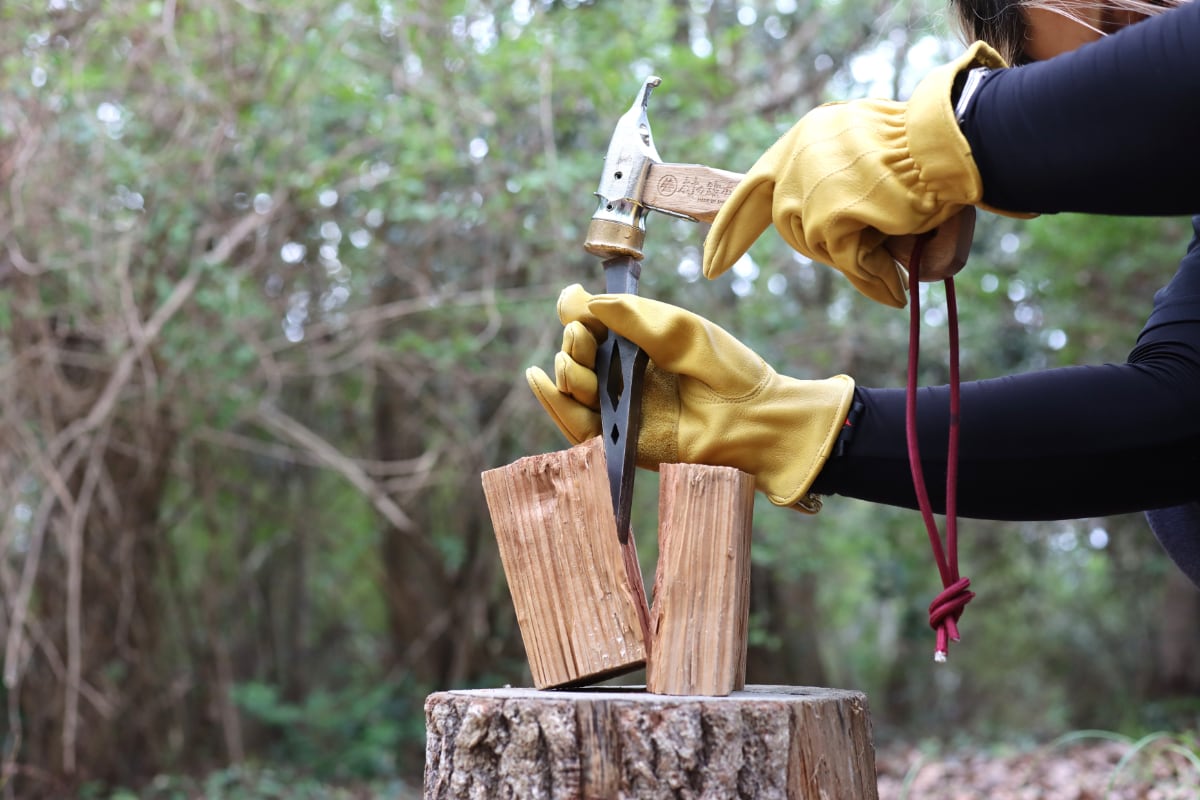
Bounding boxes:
[585,207,649,260]
[583,76,664,261]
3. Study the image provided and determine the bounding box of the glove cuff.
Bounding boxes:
[760,373,856,509]
[906,41,1007,214]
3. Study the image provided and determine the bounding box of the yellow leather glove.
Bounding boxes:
[525,284,855,511]
[702,41,1010,308]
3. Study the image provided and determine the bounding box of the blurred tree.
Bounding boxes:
[0,0,1193,796]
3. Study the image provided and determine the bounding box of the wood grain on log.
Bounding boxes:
[648,463,755,696]
[481,438,650,689]
[424,685,878,800]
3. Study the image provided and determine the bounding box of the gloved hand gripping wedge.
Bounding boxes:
[526,286,858,512]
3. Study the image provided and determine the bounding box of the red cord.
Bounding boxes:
[905,235,975,662]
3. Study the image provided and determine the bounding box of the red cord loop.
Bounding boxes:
[905,233,972,663]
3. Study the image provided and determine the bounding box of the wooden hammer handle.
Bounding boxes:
[644,162,975,281]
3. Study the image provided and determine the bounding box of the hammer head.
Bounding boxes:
[584,76,664,260]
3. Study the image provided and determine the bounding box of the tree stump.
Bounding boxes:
[423,685,878,799]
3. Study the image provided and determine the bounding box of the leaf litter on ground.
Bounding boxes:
[876,732,1200,800]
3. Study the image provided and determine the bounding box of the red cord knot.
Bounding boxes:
[928,576,975,662]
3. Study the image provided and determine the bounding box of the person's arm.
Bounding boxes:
[816,361,1200,520]
[961,2,1200,215]
[812,215,1200,520]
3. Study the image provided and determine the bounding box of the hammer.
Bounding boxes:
[584,76,974,542]
[585,76,975,277]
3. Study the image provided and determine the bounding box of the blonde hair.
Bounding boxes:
[947,0,1187,64]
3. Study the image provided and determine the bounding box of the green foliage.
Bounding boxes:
[230,678,409,781]
[87,765,414,800]
[0,0,1194,795]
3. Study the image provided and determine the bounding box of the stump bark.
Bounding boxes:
[423,685,878,800]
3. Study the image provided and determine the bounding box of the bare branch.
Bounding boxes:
[3,431,86,692]
[253,403,443,564]
[269,284,561,355]
[61,421,110,775]
[196,425,438,478]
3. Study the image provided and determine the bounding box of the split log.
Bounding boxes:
[423,685,879,800]
[481,437,650,689]
[647,462,755,696]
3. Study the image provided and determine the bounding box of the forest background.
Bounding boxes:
[1,0,1198,797]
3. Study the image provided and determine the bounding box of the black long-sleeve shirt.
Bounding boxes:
[813,3,1200,581]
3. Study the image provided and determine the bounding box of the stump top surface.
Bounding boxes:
[430,683,866,705]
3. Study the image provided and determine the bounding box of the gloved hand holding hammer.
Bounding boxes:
[702,41,1018,307]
